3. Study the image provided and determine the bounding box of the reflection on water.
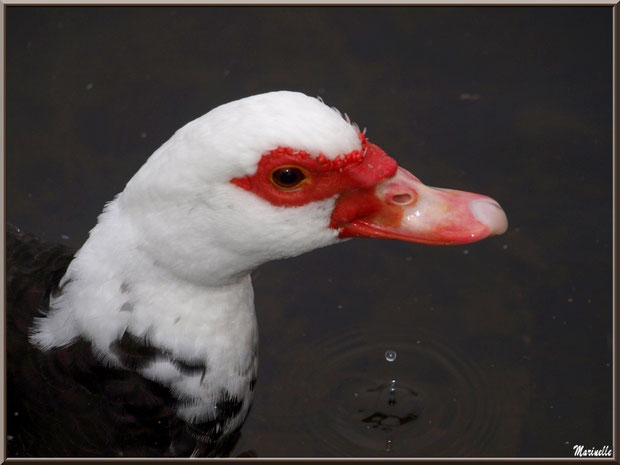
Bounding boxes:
[357,379,421,428]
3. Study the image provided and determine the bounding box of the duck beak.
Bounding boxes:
[331,167,508,245]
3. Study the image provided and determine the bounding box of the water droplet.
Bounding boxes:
[385,350,397,362]
[388,379,397,406]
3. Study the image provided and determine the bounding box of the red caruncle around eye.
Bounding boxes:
[230,142,398,208]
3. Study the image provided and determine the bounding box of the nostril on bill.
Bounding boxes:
[390,193,416,205]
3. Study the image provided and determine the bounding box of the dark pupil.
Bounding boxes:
[274,168,304,187]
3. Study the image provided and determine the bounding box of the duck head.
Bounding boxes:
[120,91,507,285]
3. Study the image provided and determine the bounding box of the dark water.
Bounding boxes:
[6,6,613,457]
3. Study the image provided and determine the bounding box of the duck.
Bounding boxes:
[6,90,508,457]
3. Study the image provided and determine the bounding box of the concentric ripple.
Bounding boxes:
[288,327,503,456]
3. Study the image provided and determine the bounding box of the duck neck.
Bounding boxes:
[31,199,259,375]
[31,205,260,428]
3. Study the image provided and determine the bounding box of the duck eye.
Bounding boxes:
[271,167,306,190]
